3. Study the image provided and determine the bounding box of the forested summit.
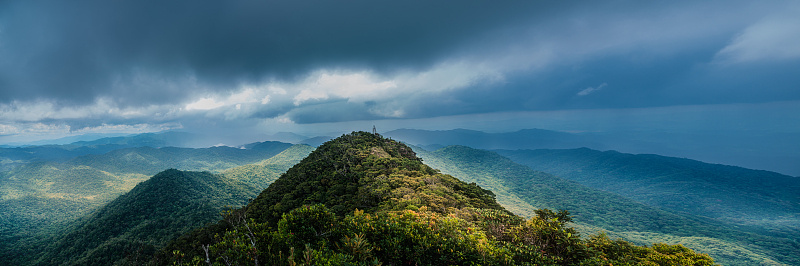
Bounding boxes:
[243,131,506,225]
[157,131,716,265]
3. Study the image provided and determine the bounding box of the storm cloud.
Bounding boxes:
[0,0,798,136]
[0,1,544,103]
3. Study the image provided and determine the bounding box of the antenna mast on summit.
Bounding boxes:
[373,125,377,135]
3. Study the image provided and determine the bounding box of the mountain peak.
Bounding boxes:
[316,131,419,160]
[159,131,718,266]
[244,131,505,224]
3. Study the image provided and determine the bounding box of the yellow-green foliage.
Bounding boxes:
[604,230,788,265]
[242,132,505,227]
[418,145,797,266]
[168,204,715,266]
[160,132,716,266]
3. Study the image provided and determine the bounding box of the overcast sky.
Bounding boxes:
[1,1,799,145]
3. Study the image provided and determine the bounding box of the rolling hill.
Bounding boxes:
[0,141,295,232]
[495,148,800,233]
[0,142,303,265]
[416,145,798,265]
[30,169,257,266]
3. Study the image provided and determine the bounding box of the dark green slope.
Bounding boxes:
[0,143,302,265]
[416,145,799,265]
[0,162,146,241]
[417,146,714,234]
[34,169,257,266]
[158,132,716,266]
[0,141,293,208]
[0,141,294,238]
[495,148,800,232]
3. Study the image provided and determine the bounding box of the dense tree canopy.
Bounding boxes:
[158,132,716,265]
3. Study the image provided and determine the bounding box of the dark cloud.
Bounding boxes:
[1,0,798,135]
[0,0,551,105]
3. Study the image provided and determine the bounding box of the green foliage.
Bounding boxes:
[418,145,799,265]
[279,204,337,247]
[418,146,703,233]
[165,204,716,266]
[32,169,257,266]
[495,148,800,265]
[243,132,505,227]
[645,243,716,266]
[585,234,716,266]
[0,142,301,265]
[159,132,716,266]
[0,132,723,266]
[496,148,800,231]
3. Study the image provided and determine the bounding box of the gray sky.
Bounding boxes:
[1,1,798,147]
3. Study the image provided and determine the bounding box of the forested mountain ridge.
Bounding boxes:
[0,142,302,265]
[417,146,709,232]
[29,169,258,266]
[416,145,798,265]
[0,142,295,235]
[495,148,800,233]
[1,141,293,204]
[8,132,781,265]
[246,132,504,220]
[156,132,715,265]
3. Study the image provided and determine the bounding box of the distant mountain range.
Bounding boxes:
[0,133,131,147]
[384,128,800,177]
[0,132,198,170]
[384,128,600,151]
[259,132,311,144]
[495,148,800,233]
[4,126,798,176]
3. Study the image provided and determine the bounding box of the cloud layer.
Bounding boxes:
[1,0,799,137]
